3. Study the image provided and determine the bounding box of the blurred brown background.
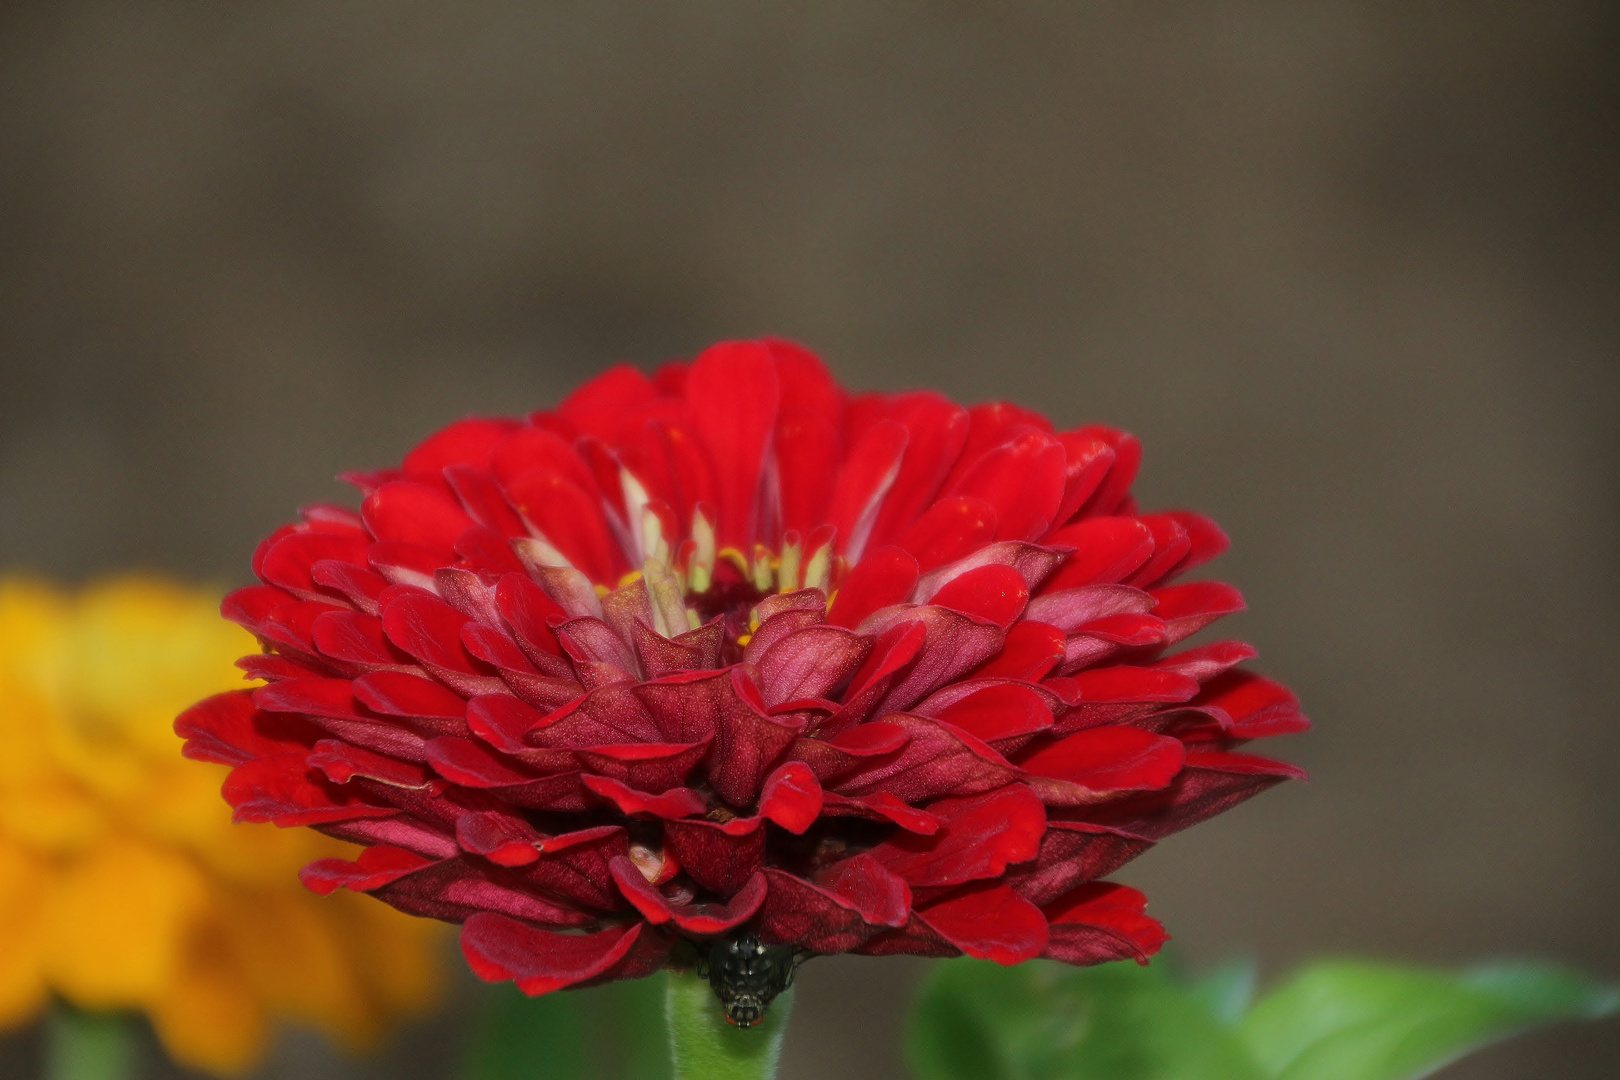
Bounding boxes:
[1,2,1616,1077]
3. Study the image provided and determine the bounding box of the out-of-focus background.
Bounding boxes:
[0,2,1615,1077]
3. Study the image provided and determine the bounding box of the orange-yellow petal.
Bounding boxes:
[40,837,209,1010]
[0,837,49,1028]
[148,914,267,1076]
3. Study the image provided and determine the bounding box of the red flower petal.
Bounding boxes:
[301,845,434,896]
[686,341,781,547]
[758,761,824,834]
[662,815,766,897]
[867,784,1045,888]
[1041,882,1167,965]
[363,481,475,554]
[461,915,649,995]
[758,854,911,952]
[928,563,1030,627]
[1017,726,1186,806]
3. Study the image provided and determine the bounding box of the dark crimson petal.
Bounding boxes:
[314,815,458,859]
[517,825,632,911]
[928,564,1029,627]
[861,882,1047,964]
[1004,822,1156,905]
[1149,581,1247,645]
[461,914,644,995]
[1079,751,1305,839]
[787,720,909,784]
[403,417,519,474]
[1152,640,1258,683]
[832,714,1018,804]
[1193,670,1310,739]
[1041,882,1167,965]
[827,420,908,561]
[610,858,768,936]
[363,480,476,553]
[530,685,662,747]
[1017,726,1186,806]
[826,545,919,630]
[742,607,825,663]
[758,761,823,834]
[867,783,1045,888]
[223,754,398,827]
[819,791,943,834]
[685,341,780,547]
[756,625,871,707]
[826,621,927,734]
[373,856,598,927]
[581,774,706,819]
[632,668,799,807]
[573,740,711,793]
[972,621,1067,682]
[663,815,767,897]
[175,690,318,766]
[856,607,1006,715]
[554,616,641,684]
[455,810,543,867]
[301,845,434,895]
[759,854,911,952]
[894,496,998,571]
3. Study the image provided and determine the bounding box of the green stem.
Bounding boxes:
[46,1006,136,1080]
[664,971,793,1080]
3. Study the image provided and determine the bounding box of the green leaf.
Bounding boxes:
[907,958,1266,1080]
[1238,959,1620,1080]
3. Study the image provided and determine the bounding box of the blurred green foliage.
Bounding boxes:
[907,955,1617,1080]
[457,973,671,1080]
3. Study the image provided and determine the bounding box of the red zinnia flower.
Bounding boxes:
[178,339,1305,1024]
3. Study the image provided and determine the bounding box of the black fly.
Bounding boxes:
[699,931,805,1027]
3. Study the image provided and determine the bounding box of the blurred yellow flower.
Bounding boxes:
[0,576,443,1075]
